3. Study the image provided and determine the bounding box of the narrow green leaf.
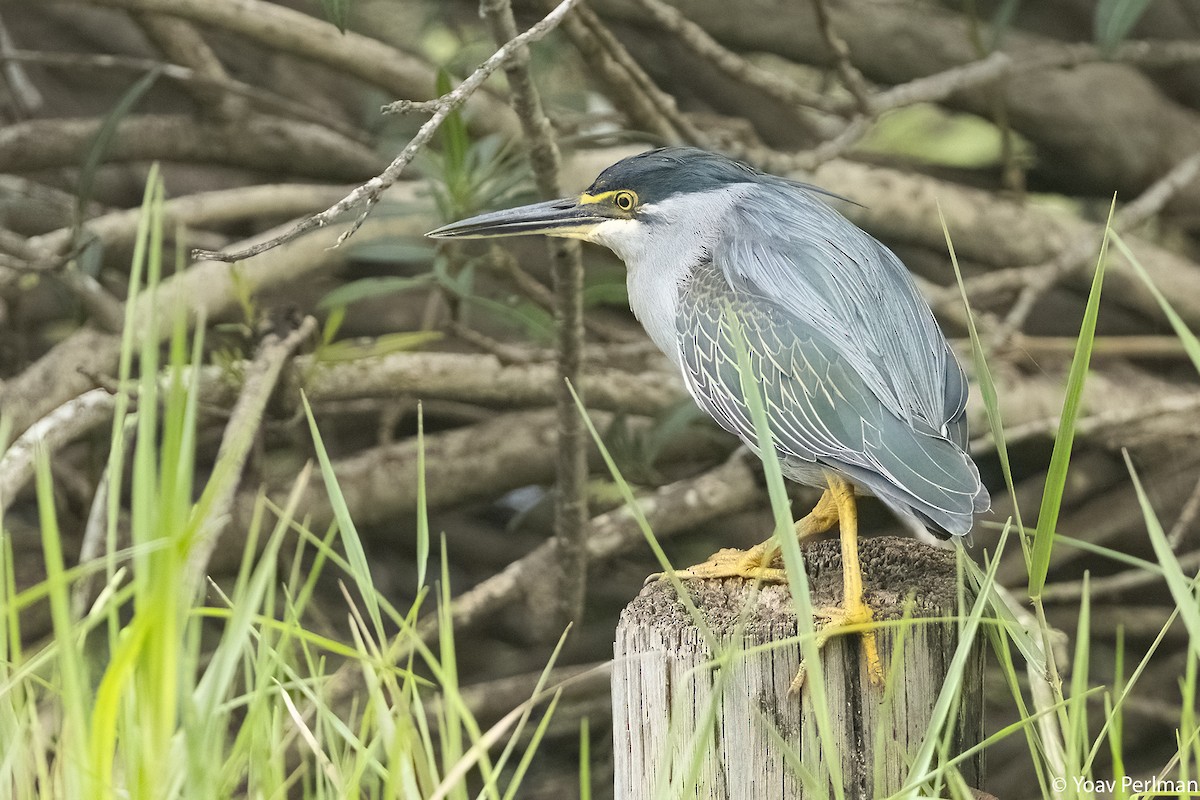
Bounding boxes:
[1094,0,1156,55]
[301,392,384,640]
[939,205,1025,537]
[1028,202,1113,599]
[316,0,351,32]
[416,403,429,592]
[316,275,434,310]
[725,311,844,800]
[1066,574,1091,775]
[76,68,162,230]
[315,330,442,362]
[1111,231,1200,376]
[579,717,591,800]
[899,525,1010,794]
[1124,451,1200,659]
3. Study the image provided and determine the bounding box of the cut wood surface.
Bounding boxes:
[612,536,984,799]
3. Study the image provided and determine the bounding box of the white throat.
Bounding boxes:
[584,188,746,365]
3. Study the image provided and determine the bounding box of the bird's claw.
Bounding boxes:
[644,547,787,586]
[789,601,885,694]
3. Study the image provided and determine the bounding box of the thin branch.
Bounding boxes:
[0,349,687,509]
[996,152,1200,340]
[1008,334,1197,361]
[1168,475,1200,552]
[67,0,516,130]
[0,113,382,179]
[472,249,643,346]
[846,39,1200,117]
[633,0,837,114]
[752,37,1200,173]
[811,0,872,114]
[28,183,354,257]
[185,316,317,592]
[0,388,116,514]
[1040,547,1200,603]
[418,450,762,639]
[972,391,1200,452]
[0,11,42,113]
[481,0,590,626]
[192,0,585,264]
[566,5,704,145]
[132,12,246,119]
[0,49,364,139]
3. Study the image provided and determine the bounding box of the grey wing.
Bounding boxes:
[677,261,985,536]
[717,182,960,435]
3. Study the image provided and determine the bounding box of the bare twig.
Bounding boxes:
[1040,547,1200,603]
[480,0,590,627]
[191,0,585,264]
[71,465,115,619]
[843,39,1200,117]
[996,151,1200,340]
[0,388,116,514]
[753,37,1200,174]
[972,389,1200,452]
[132,13,245,119]
[566,5,704,145]
[0,114,382,179]
[0,49,363,138]
[67,0,516,130]
[633,0,837,114]
[418,450,761,639]
[0,12,42,113]
[811,0,872,114]
[0,204,432,440]
[0,349,686,510]
[185,316,317,592]
[28,183,355,257]
[1008,334,1196,361]
[1168,475,1200,552]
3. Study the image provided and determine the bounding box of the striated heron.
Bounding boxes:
[428,147,990,684]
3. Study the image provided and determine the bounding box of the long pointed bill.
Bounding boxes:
[426,198,607,240]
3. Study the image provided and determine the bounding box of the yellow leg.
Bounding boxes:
[653,489,839,583]
[792,474,884,691]
[650,476,885,689]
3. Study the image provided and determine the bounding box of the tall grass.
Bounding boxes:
[0,172,562,800]
[1,175,1198,799]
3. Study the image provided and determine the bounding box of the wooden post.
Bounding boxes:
[611,536,985,800]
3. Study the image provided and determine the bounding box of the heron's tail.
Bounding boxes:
[839,420,989,538]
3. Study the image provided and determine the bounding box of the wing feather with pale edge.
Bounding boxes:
[676,187,988,535]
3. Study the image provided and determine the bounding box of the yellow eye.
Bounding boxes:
[614,190,637,212]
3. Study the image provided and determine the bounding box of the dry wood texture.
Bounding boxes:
[612,537,984,799]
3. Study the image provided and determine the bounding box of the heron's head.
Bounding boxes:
[426,147,762,261]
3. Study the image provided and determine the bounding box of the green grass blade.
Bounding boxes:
[1028,202,1113,599]
[1065,573,1091,779]
[1111,231,1200,376]
[34,447,90,793]
[301,392,385,641]
[1124,451,1200,659]
[498,691,562,800]
[75,68,161,230]
[565,381,715,647]
[579,717,591,800]
[898,524,1009,796]
[725,310,843,798]
[938,205,1024,537]
[416,403,430,592]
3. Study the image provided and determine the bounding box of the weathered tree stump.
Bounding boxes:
[612,536,984,800]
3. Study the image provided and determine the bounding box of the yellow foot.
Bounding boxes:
[790,601,884,694]
[645,546,786,586]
